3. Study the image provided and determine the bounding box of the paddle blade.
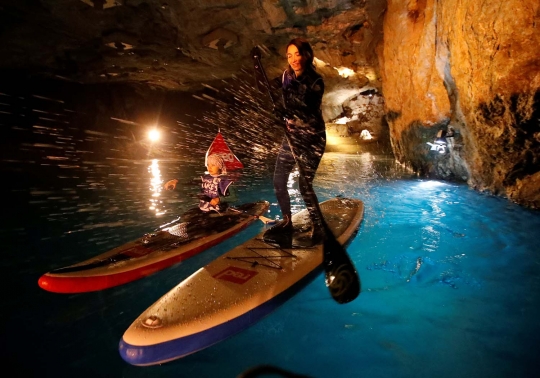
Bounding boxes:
[323,234,361,304]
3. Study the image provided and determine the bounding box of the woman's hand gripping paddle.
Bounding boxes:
[250,46,360,304]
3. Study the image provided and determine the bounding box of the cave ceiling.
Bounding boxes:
[0,0,385,94]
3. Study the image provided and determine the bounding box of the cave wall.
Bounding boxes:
[381,0,540,208]
[3,0,539,207]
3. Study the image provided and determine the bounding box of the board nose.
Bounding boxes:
[38,275,51,291]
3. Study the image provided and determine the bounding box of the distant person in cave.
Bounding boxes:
[262,37,327,247]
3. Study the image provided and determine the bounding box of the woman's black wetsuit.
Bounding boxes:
[273,68,326,226]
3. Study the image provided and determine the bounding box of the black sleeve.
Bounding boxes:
[288,77,325,124]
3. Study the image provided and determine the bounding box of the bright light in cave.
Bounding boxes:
[313,57,327,69]
[334,116,351,124]
[360,130,373,140]
[148,128,160,142]
[335,66,355,78]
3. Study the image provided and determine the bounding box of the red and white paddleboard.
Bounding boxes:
[38,202,269,293]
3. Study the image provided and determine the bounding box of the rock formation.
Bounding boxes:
[382,0,540,208]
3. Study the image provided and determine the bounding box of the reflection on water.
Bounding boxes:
[317,152,412,184]
[148,159,166,216]
[271,152,415,222]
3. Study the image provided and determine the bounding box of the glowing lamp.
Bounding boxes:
[426,129,448,154]
[148,129,160,142]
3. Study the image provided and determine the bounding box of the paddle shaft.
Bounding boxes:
[229,208,276,225]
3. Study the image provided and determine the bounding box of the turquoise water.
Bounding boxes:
[3,152,539,378]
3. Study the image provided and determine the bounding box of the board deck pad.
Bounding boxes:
[119,197,364,366]
[38,201,269,293]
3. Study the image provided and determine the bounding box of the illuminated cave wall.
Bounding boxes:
[381,0,540,208]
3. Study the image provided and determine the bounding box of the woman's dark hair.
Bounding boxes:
[286,37,316,73]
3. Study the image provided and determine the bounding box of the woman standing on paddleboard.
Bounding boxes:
[263,38,326,246]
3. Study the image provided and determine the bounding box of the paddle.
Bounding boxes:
[156,207,276,230]
[229,207,276,225]
[251,46,360,304]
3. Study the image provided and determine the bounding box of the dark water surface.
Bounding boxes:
[2,152,539,378]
